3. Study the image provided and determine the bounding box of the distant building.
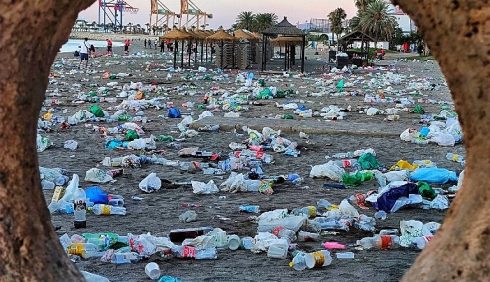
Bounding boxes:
[385,1,417,34]
[297,18,331,33]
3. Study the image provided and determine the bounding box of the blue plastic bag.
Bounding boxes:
[168,108,182,118]
[85,186,109,204]
[410,168,458,184]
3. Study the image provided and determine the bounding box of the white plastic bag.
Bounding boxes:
[85,168,113,184]
[139,173,162,193]
[192,180,218,194]
[63,140,78,150]
[37,134,52,152]
[309,161,345,181]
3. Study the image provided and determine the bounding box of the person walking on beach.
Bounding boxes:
[144,38,147,48]
[106,39,113,56]
[148,39,152,49]
[78,38,90,70]
[124,39,130,55]
[160,40,165,52]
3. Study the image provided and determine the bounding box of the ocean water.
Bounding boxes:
[60,39,124,53]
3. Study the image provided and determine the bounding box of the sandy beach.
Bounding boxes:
[43,39,462,281]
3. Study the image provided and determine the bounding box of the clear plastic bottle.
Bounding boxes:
[357,235,400,249]
[196,248,218,260]
[239,205,260,213]
[66,243,100,258]
[73,188,87,229]
[332,159,359,168]
[446,153,464,163]
[273,226,297,242]
[92,204,126,215]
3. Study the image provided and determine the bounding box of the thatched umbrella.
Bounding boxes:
[234,29,258,42]
[207,29,238,69]
[161,28,192,68]
[271,36,304,70]
[262,17,306,72]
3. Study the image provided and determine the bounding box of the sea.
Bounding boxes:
[60,39,124,53]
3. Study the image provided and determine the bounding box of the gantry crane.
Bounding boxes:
[98,0,139,31]
[150,0,179,32]
[179,0,213,30]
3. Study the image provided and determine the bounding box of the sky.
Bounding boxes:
[78,0,358,28]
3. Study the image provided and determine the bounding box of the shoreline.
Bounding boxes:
[70,31,160,42]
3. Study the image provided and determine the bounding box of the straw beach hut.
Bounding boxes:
[161,28,192,68]
[262,17,306,72]
[207,29,237,68]
[271,36,304,71]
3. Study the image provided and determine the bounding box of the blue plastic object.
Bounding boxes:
[419,127,430,137]
[168,108,182,118]
[85,186,109,204]
[375,183,419,212]
[105,140,127,150]
[410,167,458,184]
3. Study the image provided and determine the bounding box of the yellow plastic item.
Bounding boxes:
[390,160,418,171]
[43,112,53,121]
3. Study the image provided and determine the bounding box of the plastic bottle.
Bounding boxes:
[446,153,464,163]
[239,205,260,213]
[413,235,433,250]
[291,206,317,218]
[92,204,126,215]
[107,194,124,207]
[336,252,355,259]
[196,248,218,260]
[313,217,349,231]
[331,152,354,159]
[83,232,120,251]
[66,243,100,258]
[41,179,55,190]
[332,159,359,168]
[297,231,320,242]
[73,188,87,229]
[290,251,307,271]
[357,235,400,249]
[272,226,297,242]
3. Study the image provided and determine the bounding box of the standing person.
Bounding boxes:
[124,39,130,55]
[148,39,152,49]
[89,44,96,58]
[78,38,90,69]
[160,40,165,52]
[417,44,424,56]
[106,38,112,56]
[154,39,158,49]
[144,38,147,48]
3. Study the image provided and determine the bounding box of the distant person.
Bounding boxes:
[89,44,96,58]
[160,40,165,52]
[144,38,147,48]
[106,39,113,55]
[417,44,424,56]
[154,39,158,49]
[148,39,152,49]
[78,38,90,69]
[124,39,130,55]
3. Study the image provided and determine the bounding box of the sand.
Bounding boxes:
[42,40,463,281]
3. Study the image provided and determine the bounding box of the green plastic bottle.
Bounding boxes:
[418,182,436,200]
[89,105,104,117]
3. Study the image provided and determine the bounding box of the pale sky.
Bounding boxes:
[79,0,357,28]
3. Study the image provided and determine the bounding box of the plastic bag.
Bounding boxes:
[179,210,198,223]
[89,105,105,117]
[309,161,345,181]
[139,173,162,193]
[358,153,381,170]
[63,140,78,150]
[192,180,219,194]
[85,168,113,184]
[430,132,455,146]
[410,168,458,184]
[37,134,52,152]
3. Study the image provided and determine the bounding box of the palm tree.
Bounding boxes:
[355,0,375,12]
[359,0,397,45]
[254,13,278,32]
[328,8,347,45]
[235,11,255,31]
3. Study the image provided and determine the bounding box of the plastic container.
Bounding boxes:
[267,239,289,259]
[227,235,241,250]
[145,262,161,280]
[240,237,255,250]
[66,243,100,258]
[239,205,260,213]
[304,250,332,269]
[290,252,307,271]
[336,252,355,259]
[297,231,320,242]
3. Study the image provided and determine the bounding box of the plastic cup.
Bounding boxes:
[145,262,161,280]
[227,235,241,250]
[240,237,255,250]
[305,250,332,269]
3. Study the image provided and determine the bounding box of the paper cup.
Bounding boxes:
[305,250,332,269]
[145,262,161,280]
